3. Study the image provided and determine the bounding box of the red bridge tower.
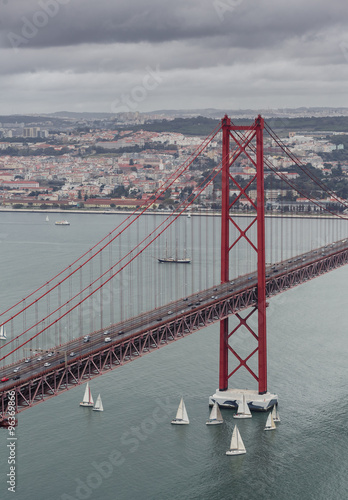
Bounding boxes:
[210,115,277,411]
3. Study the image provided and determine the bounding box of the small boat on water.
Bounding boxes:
[226,425,246,455]
[206,401,223,425]
[158,257,191,264]
[0,325,6,340]
[79,382,94,407]
[45,215,49,222]
[272,404,280,422]
[93,394,104,412]
[233,394,252,419]
[264,411,276,431]
[55,220,70,225]
[171,397,189,425]
[159,240,190,263]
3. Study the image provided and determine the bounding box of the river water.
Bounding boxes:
[0,211,347,500]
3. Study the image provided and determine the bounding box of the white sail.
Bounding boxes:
[233,394,252,419]
[264,411,276,431]
[93,394,104,412]
[206,402,223,425]
[80,382,94,407]
[210,402,218,420]
[46,215,49,222]
[175,397,184,419]
[171,397,189,424]
[182,400,189,422]
[272,405,280,422]
[226,425,246,455]
[0,325,6,340]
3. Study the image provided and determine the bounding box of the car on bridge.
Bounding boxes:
[44,362,51,367]
[104,337,111,343]
[1,377,9,382]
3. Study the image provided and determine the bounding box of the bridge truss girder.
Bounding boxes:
[1,248,347,417]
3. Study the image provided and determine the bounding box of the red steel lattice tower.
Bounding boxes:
[219,114,267,395]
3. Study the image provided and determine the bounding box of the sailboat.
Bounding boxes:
[226,425,246,455]
[93,394,104,412]
[158,255,191,263]
[171,397,189,424]
[158,239,191,264]
[206,402,223,425]
[233,394,252,419]
[264,411,276,431]
[79,382,94,407]
[272,404,280,422]
[45,215,49,222]
[0,325,6,340]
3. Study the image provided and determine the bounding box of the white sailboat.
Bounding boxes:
[79,382,94,407]
[233,394,252,419]
[45,215,49,222]
[264,411,276,431]
[0,325,6,340]
[171,397,189,424]
[206,402,223,425]
[93,394,104,412]
[272,404,280,422]
[226,425,246,455]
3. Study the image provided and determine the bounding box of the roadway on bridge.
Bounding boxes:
[0,238,346,390]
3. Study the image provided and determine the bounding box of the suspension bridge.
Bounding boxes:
[1,115,347,418]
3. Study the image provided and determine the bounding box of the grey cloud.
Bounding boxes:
[0,0,347,114]
[1,0,347,49]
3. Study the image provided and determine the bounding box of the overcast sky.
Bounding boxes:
[0,0,347,115]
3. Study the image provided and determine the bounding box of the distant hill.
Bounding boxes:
[51,111,115,120]
[120,116,348,136]
[148,107,348,119]
[0,110,347,136]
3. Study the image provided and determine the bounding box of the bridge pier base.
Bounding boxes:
[209,388,278,412]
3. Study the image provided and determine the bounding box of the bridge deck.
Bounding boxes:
[1,239,348,416]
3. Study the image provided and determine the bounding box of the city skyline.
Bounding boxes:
[0,0,347,115]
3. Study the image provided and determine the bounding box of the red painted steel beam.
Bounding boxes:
[219,115,231,390]
[256,115,267,394]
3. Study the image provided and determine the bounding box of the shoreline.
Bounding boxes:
[0,207,345,220]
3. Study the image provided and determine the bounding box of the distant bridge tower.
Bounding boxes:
[210,115,277,411]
